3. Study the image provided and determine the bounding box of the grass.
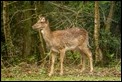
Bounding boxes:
[2,75,121,81]
[2,73,121,81]
[1,62,121,81]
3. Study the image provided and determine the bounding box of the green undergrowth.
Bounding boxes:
[1,62,121,81]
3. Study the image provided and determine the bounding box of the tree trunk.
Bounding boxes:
[105,1,115,32]
[3,1,14,57]
[23,1,32,60]
[94,1,103,63]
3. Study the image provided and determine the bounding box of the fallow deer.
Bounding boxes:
[32,16,93,76]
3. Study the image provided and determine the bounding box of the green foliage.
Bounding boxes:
[113,1,121,23]
[99,29,121,65]
[66,51,81,65]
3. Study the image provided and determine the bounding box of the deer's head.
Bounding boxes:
[32,16,49,30]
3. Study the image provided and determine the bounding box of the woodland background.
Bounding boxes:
[1,1,121,81]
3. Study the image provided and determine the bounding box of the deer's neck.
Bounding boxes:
[41,25,52,46]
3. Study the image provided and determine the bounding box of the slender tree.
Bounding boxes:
[3,1,14,57]
[23,1,32,60]
[94,1,103,62]
[105,1,115,32]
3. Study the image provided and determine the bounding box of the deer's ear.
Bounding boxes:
[46,20,49,24]
[39,14,45,19]
[39,14,46,19]
[39,14,42,19]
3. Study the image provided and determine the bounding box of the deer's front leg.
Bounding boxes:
[48,51,56,76]
[80,53,86,73]
[60,49,65,75]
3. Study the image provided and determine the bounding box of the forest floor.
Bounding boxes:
[1,62,121,81]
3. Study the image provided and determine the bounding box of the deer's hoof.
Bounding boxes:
[90,69,93,73]
[48,73,53,77]
[80,68,85,73]
[89,70,93,75]
[60,72,63,76]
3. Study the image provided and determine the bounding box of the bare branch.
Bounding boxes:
[13,14,37,27]
[108,18,118,23]
[49,2,77,14]
[9,8,36,24]
[7,1,18,6]
[99,5,106,24]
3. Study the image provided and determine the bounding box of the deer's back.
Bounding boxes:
[50,27,88,52]
[52,27,87,41]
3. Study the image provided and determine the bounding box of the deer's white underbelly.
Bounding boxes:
[65,45,77,51]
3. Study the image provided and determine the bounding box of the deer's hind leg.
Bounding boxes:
[79,46,93,73]
[79,51,86,73]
